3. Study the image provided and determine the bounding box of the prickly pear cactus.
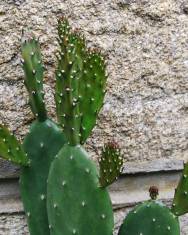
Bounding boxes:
[47,17,114,235]
[171,162,188,216]
[118,187,180,235]
[0,37,66,235]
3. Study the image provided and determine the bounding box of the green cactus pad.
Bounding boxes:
[99,142,123,187]
[118,200,180,235]
[47,144,114,235]
[20,119,66,235]
[55,18,107,145]
[21,37,47,121]
[0,124,29,166]
[55,18,85,145]
[171,162,188,216]
[79,50,107,144]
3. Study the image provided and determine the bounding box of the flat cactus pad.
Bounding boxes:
[118,200,180,235]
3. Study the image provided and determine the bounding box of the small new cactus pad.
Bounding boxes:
[171,162,188,216]
[20,119,66,235]
[99,141,123,187]
[79,51,107,144]
[55,17,107,145]
[118,187,180,235]
[21,37,46,121]
[47,144,114,235]
[0,124,29,166]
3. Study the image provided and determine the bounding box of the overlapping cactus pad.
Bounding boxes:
[20,120,65,235]
[47,145,113,235]
[55,17,107,145]
[118,200,180,235]
[47,17,114,235]
[20,36,67,235]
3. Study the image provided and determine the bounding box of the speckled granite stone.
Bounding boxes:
[0,0,188,164]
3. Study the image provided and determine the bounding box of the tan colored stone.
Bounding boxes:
[0,0,187,166]
[0,0,188,233]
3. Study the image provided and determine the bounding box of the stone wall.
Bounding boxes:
[0,0,188,234]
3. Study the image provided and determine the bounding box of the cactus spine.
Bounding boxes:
[47,18,114,235]
[118,187,180,235]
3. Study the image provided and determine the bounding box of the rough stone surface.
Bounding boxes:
[0,0,188,234]
[0,0,188,164]
[0,214,28,235]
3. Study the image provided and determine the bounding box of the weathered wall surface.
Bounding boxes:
[0,0,188,165]
[0,0,188,234]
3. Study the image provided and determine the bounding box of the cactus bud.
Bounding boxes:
[149,186,159,200]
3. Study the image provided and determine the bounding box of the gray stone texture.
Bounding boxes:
[0,0,188,164]
[0,0,188,234]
